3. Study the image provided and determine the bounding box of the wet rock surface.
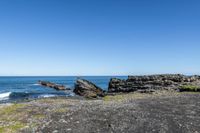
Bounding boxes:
[109,74,200,93]
[38,81,70,90]
[74,79,105,98]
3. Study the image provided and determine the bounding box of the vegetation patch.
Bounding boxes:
[103,92,152,103]
[0,103,47,133]
[179,85,200,92]
[0,104,24,115]
[0,122,26,133]
[54,107,68,113]
[33,114,45,119]
[0,104,28,133]
[103,90,181,103]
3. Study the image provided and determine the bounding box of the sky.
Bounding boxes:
[0,0,200,76]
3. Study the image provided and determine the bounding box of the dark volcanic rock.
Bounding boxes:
[108,74,200,93]
[74,79,105,98]
[38,81,69,90]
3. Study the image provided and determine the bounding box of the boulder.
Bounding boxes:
[38,81,69,90]
[74,79,105,98]
[108,74,200,93]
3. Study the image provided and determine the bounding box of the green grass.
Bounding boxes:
[0,122,26,133]
[0,104,27,133]
[54,107,68,113]
[33,114,45,119]
[0,104,24,115]
[179,85,200,92]
[0,103,45,133]
[0,99,72,133]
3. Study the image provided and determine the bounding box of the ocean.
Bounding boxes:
[0,76,127,103]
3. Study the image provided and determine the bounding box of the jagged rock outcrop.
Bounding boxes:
[38,81,70,90]
[108,74,200,93]
[74,79,105,98]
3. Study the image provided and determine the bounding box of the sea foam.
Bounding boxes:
[38,94,56,98]
[0,92,11,100]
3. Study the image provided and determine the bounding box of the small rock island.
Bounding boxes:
[38,80,70,90]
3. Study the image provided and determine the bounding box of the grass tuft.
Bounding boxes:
[179,85,200,92]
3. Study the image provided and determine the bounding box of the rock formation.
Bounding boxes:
[38,81,70,90]
[74,79,105,98]
[108,74,200,93]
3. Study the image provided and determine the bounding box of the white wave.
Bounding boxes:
[0,92,11,100]
[38,94,56,98]
[68,93,75,97]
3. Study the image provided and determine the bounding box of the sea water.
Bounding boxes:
[0,76,127,103]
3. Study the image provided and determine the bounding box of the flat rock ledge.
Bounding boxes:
[109,74,200,93]
[74,79,105,98]
[38,81,70,90]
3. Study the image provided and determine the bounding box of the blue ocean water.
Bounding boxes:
[0,76,127,103]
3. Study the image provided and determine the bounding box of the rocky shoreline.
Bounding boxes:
[0,91,200,133]
[108,74,200,93]
[72,74,200,98]
[36,74,200,99]
[1,74,200,133]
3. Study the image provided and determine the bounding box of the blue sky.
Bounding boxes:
[0,0,200,76]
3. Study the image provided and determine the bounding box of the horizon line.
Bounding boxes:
[0,73,199,77]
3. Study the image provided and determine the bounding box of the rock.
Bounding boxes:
[108,74,200,93]
[38,81,70,90]
[74,79,105,98]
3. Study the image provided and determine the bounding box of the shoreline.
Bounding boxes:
[1,74,200,132]
[0,89,199,105]
[1,91,200,132]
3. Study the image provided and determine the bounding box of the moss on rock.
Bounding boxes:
[179,85,200,92]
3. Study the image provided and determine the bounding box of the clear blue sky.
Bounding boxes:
[0,0,200,76]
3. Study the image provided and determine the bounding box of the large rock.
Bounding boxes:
[38,81,69,90]
[74,79,105,98]
[108,74,200,93]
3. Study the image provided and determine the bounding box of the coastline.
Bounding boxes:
[0,90,200,133]
[1,74,200,132]
[0,76,127,103]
